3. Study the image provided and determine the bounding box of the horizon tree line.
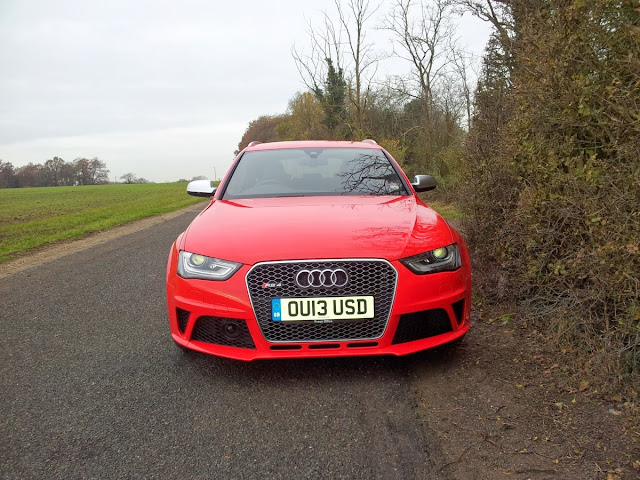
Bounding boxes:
[0,158,163,188]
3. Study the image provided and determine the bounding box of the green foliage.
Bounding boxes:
[0,183,208,262]
[423,200,463,220]
[314,58,349,138]
[235,115,288,154]
[275,92,328,140]
[378,138,406,165]
[462,0,640,392]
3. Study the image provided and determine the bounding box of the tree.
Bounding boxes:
[334,0,381,133]
[1,156,113,188]
[0,161,17,188]
[235,115,287,154]
[317,58,348,137]
[276,92,328,140]
[14,163,43,188]
[293,0,382,138]
[59,161,77,186]
[450,0,514,72]
[120,173,137,184]
[451,48,479,131]
[74,158,90,185]
[42,157,66,186]
[292,7,344,99]
[88,157,110,184]
[74,157,109,185]
[383,0,457,170]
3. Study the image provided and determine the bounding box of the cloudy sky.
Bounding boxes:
[0,0,491,183]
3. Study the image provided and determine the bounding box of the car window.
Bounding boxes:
[222,148,409,199]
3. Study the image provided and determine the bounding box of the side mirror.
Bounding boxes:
[411,175,437,192]
[187,179,217,197]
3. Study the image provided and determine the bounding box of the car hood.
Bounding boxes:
[183,196,454,265]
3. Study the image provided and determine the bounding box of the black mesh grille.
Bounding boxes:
[392,309,453,344]
[452,300,465,325]
[191,317,256,349]
[246,260,397,342]
[176,308,190,334]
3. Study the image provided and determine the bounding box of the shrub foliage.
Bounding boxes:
[233,0,639,393]
[463,0,640,390]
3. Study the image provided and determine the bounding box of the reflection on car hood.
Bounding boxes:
[183,196,453,265]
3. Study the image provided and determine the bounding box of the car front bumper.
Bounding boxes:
[166,246,471,361]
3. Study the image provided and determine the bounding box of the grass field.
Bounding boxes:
[0,184,462,263]
[0,183,209,262]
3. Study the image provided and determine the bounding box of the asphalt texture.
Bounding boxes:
[0,209,439,480]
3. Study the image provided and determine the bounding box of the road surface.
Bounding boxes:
[1,208,439,479]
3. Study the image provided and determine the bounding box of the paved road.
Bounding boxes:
[1,209,439,479]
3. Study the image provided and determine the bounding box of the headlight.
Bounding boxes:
[177,251,242,280]
[400,243,461,274]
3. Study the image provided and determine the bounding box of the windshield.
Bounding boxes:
[222,148,409,199]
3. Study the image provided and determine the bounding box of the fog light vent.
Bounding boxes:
[176,308,190,334]
[191,317,256,349]
[452,300,465,325]
[392,309,453,344]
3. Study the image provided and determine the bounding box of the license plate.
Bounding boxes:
[271,296,375,322]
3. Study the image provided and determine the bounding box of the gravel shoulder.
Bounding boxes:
[410,310,639,479]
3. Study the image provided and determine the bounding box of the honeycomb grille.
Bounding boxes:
[392,309,453,344]
[246,260,397,342]
[191,316,256,349]
[176,308,190,334]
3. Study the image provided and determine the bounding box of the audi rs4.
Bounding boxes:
[166,140,471,360]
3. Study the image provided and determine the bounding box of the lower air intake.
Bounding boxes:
[176,308,190,334]
[191,317,256,349]
[392,309,453,344]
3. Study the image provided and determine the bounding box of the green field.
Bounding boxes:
[0,184,462,263]
[0,183,209,262]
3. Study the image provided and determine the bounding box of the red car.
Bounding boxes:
[166,140,471,360]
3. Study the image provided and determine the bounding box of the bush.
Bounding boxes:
[462,0,640,395]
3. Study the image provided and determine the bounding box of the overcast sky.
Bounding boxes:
[0,0,491,183]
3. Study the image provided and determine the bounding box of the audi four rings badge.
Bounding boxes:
[295,268,349,288]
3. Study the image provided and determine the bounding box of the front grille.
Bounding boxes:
[246,260,397,342]
[392,309,453,344]
[191,316,256,349]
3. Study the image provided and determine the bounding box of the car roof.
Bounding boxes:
[244,140,381,152]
